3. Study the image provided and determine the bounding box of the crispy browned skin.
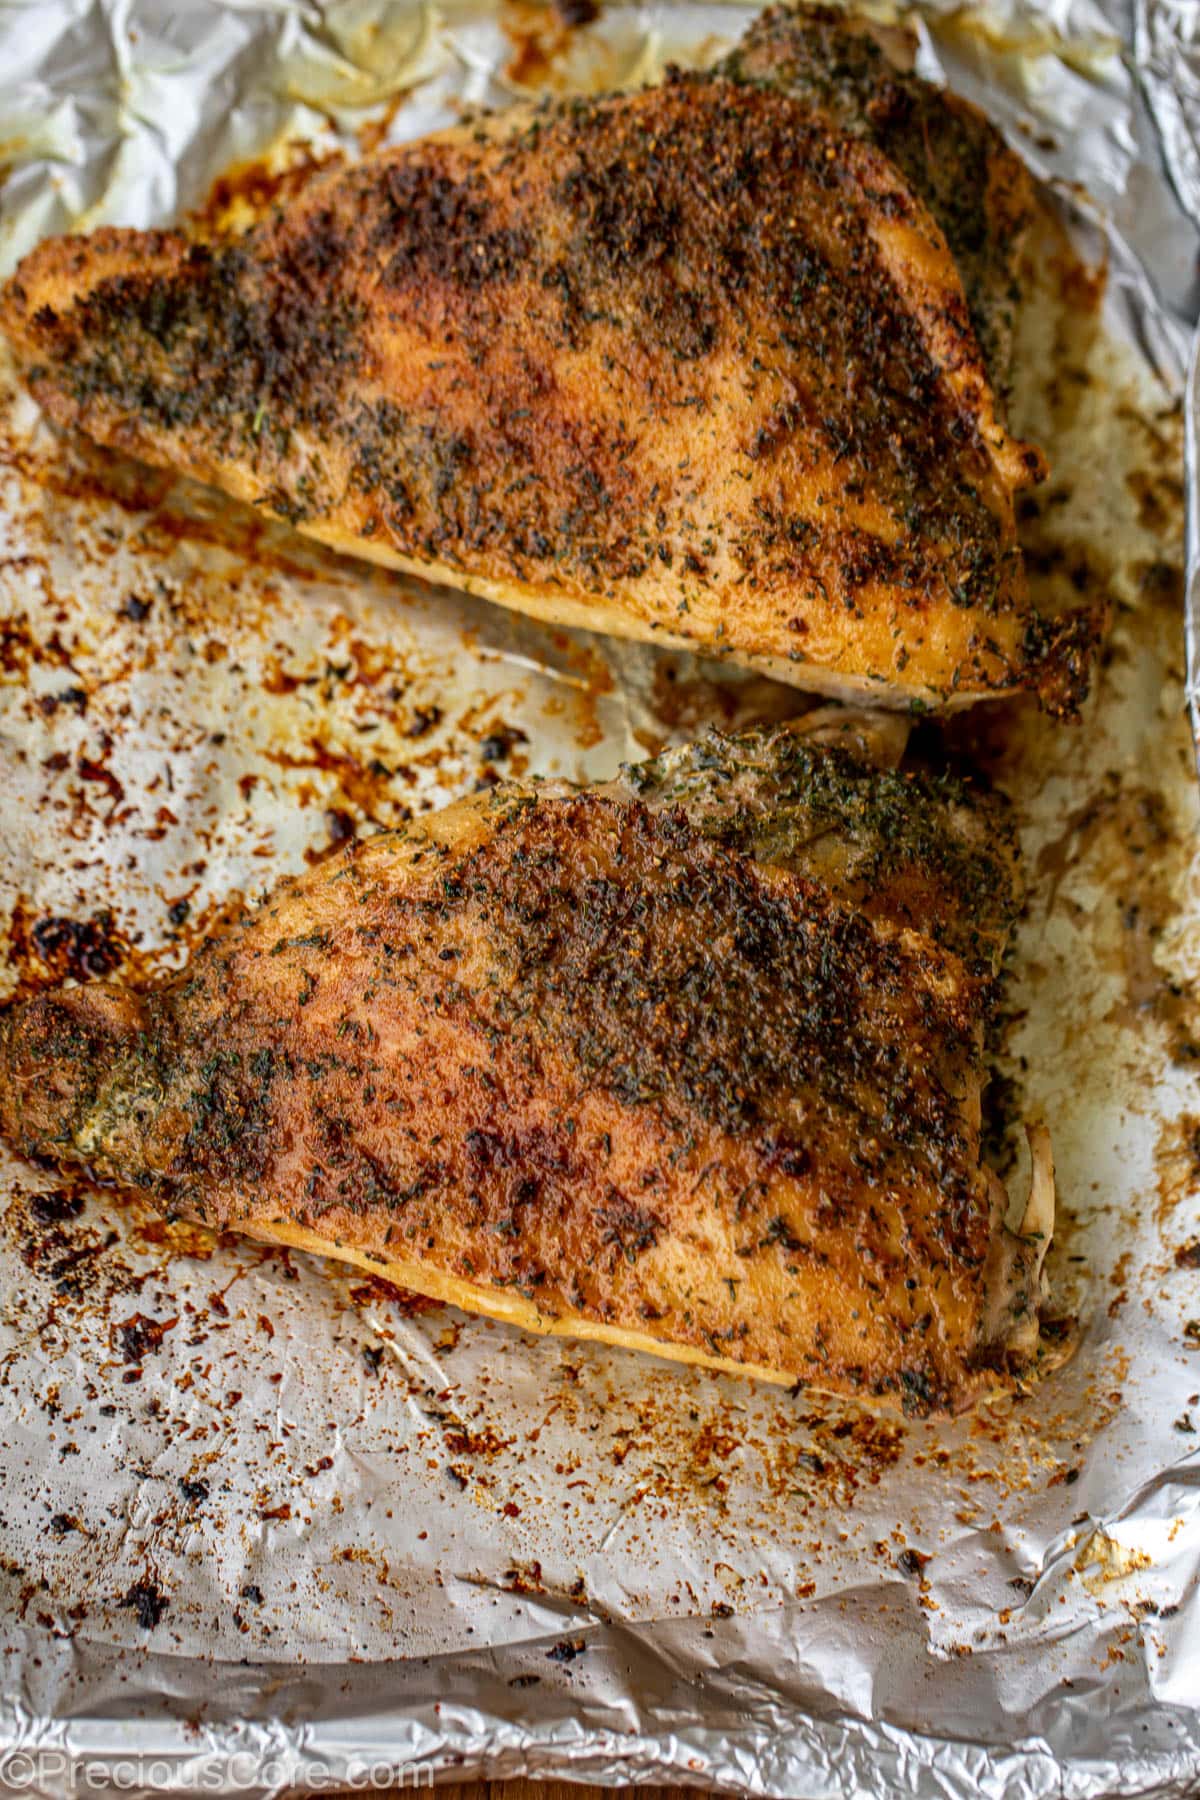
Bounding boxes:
[720,4,1034,399]
[0,717,1048,1412]
[0,60,1094,712]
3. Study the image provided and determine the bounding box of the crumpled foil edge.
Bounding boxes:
[1141,0,1200,754]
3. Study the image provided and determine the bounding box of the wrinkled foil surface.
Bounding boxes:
[0,2,1198,1796]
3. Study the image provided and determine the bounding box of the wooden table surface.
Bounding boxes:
[440,1788,695,1800]
[332,1786,698,1799]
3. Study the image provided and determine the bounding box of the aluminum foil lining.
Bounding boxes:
[0,2,1198,1796]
